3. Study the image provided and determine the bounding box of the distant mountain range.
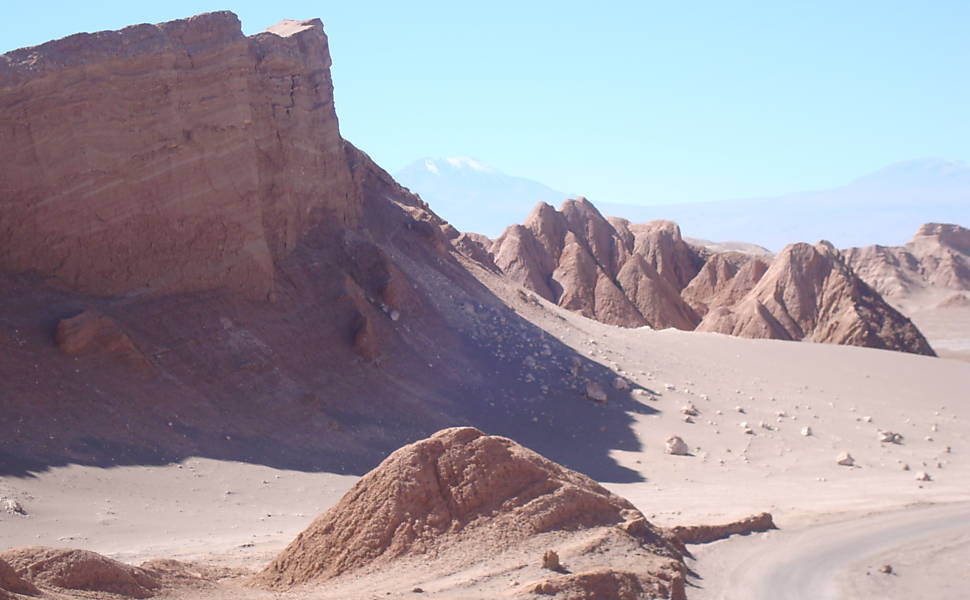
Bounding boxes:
[395,157,970,250]
[395,157,570,237]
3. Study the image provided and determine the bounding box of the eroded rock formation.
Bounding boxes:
[491,200,701,329]
[697,242,934,355]
[845,223,970,300]
[1,547,159,598]
[255,427,685,597]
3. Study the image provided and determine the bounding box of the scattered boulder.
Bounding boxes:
[915,471,932,482]
[878,431,903,444]
[612,377,630,391]
[878,564,893,574]
[1,547,159,598]
[0,498,25,516]
[836,452,855,466]
[800,426,812,437]
[680,404,698,417]
[665,436,689,456]
[585,381,608,404]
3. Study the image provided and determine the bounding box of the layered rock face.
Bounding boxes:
[697,241,935,355]
[845,223,970,300]
[0,13,358,300]
[491,200,701,329]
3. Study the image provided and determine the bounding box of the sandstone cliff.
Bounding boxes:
[0,13,644,480]
[0,13,387,301]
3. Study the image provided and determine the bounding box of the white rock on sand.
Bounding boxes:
[665,436,690,456]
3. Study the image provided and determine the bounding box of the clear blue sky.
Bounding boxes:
[4,1,969,206]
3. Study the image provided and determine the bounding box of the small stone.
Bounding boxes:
[665,436,689,456]
[915,471,932,482]
[585,381,608,404]
[1,498,26,515]
[836,452,854,466]
[878,564,893,575]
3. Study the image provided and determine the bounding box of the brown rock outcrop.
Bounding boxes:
[492,200,700,329]
[667,512,776,545]
[523,567,685,600]
[698,241,934,355]
[54,310,151,370]
[679,252,769,317]
[0,12,358,300]
[255,427,681,588]
[845,223,970,299]
[1,547,158,598]
[0,558,38,597]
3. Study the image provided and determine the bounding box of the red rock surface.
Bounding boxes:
[0,13,357,300]
[55,310,151,370]
[697,242,935,355]
[2,547,158,598]
[0,558,38,597]
[255,427,681,589]
[492,200,700,329]
[668,512,776,545]
[845,223,970,299]
[3,12,576,477]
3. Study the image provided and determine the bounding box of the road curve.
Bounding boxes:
[687,501,970,600]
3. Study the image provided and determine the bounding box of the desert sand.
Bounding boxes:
[3,275,968,597]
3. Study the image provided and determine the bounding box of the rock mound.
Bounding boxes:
[1,547,158,598]
[255,427,676,588]
[522,567,685,600]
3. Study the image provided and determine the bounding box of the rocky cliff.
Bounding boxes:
[0,13,360,300]
[0,13,646,479]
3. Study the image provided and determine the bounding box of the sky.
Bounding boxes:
[3,1,969,206]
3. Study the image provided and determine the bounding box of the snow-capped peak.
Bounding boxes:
[442,156,495,173]
[423,159,440,176]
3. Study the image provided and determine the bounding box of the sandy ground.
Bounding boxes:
[3,288,969,598]
[688,501,970,600]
